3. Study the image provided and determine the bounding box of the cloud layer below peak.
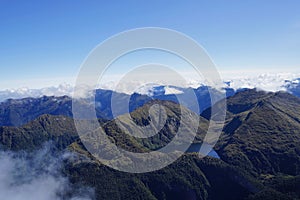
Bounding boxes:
[1,73,300,102]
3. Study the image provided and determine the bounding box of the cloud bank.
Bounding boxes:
[0,144,94,200]
[1,73,300,101]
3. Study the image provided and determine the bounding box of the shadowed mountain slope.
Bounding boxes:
[209,89,300,176]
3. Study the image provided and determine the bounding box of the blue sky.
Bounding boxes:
[0,0,300,89]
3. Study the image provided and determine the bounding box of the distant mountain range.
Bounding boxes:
[0,75,300,129]
[1,73,300,102]
[1,80,300,128]
[0,86,232,127]
[1,89,300,199]
[2,79,300,128]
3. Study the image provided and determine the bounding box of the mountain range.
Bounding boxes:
[0,86,233,127]
[2,74,300,128]
[0,89,300,199]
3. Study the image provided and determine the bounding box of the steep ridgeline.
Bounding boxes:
[200,89,300,199]
[0,114,79,151]
[76,100,209,155]
[209,89,300,176]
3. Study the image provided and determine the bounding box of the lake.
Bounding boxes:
[186,143,220,159]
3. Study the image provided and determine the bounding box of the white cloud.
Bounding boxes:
[224,72,300,92]
[1,72,300,101]
[164,86,184,95]
[0,83,74,102]
[0,144,94,200]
